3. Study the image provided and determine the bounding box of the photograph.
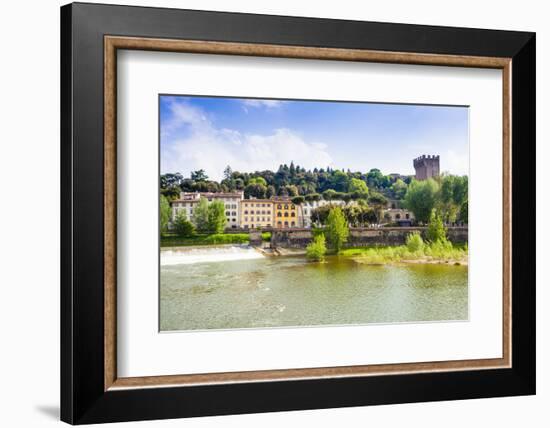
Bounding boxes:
[159,95,469,332]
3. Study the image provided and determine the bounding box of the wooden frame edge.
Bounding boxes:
[103,35,512,391]
[104,36,117,390]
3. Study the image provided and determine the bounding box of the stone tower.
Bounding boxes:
[413,155,440,180]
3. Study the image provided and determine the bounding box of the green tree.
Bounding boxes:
[244,183,267,199]
[322,189,337,201]
[348,177,369,194]
[266,185,276,198]
[291,195,305,205]
[173,211,195,237]
[190,169,208,182]
[329,170,350,192]
[391,179,408,199]
[439,175,468,223]
[459,199,468,224]
[193,197,210,232]
[404,179,440,223]
[310,205,332,225]
[305,193,321,202]
[206,200,227,234]
[426,209,447,243]
[368,192,388,223]
[406,232,424,253]
[223,165,233,181]
[306,234,327,261]
[248,176,267,186]
[159,195,171,236]
[365,168,390,189]
[325,207,349,252]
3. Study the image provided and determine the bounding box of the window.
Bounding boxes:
[225,204,230,209]
[225,211,230,216]
[232,218,236,222]
[284,212,289,217]
[284,205,289,209]
[262,217,265,222]
[396,214,401,220]
[284,221,289,227]
[291,212,295,217]
[251,224,255,228]
[267,224,271,227]
[256,217,260,222]
[232,211,236,216]
[244,225,249,229]
[277,221,282,227]
[291,221,295,227]
[244,217,248,221]
[277,204,282,209]
[250,210,255,214]
[244,210,248,215]
[277,212,282,217]
[406,214,410,219]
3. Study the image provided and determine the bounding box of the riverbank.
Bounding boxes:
[160,235,467,267]
[160,232,271,247]
[339,243,468,266]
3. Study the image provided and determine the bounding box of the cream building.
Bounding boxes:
[170,191,244,229]
[241,199,274,229]
[301,199,347,228]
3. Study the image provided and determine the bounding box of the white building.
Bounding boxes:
[301,199,347,228]
[170,192,200,225]
[383,208,415,225]
[170,191,244,229]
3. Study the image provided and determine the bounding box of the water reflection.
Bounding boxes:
[160,251,468,331]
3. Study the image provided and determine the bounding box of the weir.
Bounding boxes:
[161,246,264,266]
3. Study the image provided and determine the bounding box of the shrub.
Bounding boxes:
[306,234,327,261]
[426,209,447,243]
[406,232,424,253]
[324,207,349,253]
[173,211,195,237]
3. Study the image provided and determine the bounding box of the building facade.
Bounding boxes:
[273,197,299,228]
[240,199,274,229]
[384,208,415,226]
[202,192,243,229]
[170,192,200,224]
[171,191,243,229]
[301,199,346,228]
[413,155,440,180]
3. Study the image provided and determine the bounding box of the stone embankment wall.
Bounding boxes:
[270,227,468,249]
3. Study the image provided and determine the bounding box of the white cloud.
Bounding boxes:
[444,149,469,176]
[242,99,285,109]
[161,100,332,181]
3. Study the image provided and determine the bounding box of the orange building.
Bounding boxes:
[273,197,299,228]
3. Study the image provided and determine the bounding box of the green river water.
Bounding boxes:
[160,247,468,331]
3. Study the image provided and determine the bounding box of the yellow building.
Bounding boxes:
[240,199,274,229]
[273,197,299,228]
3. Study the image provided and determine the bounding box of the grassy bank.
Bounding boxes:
[160,232,271,247]
[340,241,468,265]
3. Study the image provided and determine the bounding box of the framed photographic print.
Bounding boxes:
[60,2,536,424]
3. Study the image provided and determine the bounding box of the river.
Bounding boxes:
[160,246,468,331]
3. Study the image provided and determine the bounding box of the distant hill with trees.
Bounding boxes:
[161,163,468,225]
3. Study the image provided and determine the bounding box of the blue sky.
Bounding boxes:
[160,95,468,181]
